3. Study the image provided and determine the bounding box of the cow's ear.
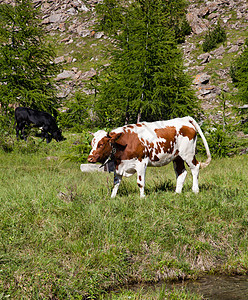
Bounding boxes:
[109,132,122,142]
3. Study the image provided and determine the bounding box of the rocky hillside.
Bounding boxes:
[184,0,248,122]
[1,0,248,123]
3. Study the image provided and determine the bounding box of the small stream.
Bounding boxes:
[125,275,248,299]
[181,275,248,300]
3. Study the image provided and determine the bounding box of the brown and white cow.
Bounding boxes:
[88,116,211,198]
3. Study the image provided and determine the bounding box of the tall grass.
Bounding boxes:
[0,138,247,299]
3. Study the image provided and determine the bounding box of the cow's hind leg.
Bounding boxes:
[111,173,122,198]
[19,122,27,141]
[187,156,200,194]
[173,156,187,193]
[16,123,20,140]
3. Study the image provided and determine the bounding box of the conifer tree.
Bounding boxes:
[0,0,59,126]
[95,0,198,126]
[230,38,248,104]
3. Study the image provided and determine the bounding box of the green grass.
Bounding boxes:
[0,138,247,299]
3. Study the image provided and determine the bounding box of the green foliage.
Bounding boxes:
[60,92,93,132]
[197,123,248,158]
[63,130,92,163]
[202,21,227,52]
[0,0,60,132]
[96,0,191,43]
[230,38,248,104]
[205,126,230,158]
[95,0,199,127]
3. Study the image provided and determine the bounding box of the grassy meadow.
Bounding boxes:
[0,134,247,299]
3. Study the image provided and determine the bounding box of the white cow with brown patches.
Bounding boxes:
[88,116,211,198]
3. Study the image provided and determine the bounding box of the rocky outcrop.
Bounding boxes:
[183,0,248,120]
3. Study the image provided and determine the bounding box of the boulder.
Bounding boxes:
[56,70,75,81]
[80,164,105,172]
[193,73,211,85]
[187,12,209,34]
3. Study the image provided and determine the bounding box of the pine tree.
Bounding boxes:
[95,0,198,127]
[230,38,248,104]
[0,0,59,127]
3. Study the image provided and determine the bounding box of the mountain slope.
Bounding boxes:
[1,0,248,123]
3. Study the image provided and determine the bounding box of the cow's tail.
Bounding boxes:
[189,117,211,169]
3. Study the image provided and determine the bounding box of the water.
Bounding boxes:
[177,275,248,300]
[126,275,248,299]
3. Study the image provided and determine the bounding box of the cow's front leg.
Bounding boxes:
[16,124,20,140]
[136,160,148,198]
[42,127,52,143]
[111,173,122,198]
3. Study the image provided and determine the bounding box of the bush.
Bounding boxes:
[63,130,92,163]
[197,124,243,158]
[205,126,230,158]
[202,21,226,52]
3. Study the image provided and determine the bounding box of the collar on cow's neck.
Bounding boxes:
[99,144,116,169]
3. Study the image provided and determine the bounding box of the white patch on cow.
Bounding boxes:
[117,159,141,177]
[90,130,107,149]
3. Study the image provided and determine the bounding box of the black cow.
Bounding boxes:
[15,107,65,143]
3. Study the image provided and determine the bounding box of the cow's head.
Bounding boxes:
[52,129,66,142]
[88,130,122,164]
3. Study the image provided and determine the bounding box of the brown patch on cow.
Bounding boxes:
[126,125,134,129]
[136,123,142,127]
[153,155,159,161]
[173,156,185,175]
[88,136,112,163]
[112,131,146,163]
[179,126,196,140]
[155,126,176,139]
[154,126,177,154]
[155,144,161,155]
[139,175,142,182]
[192,156,199,166]
[138,183,143,188]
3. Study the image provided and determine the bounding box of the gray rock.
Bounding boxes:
[50,13,62,23]
[197,53,211,64]
[193,73,211,85]
[227,45,239,53]
[187,12,209,34]
[54,56,65,64]
[80,164,105,172]
[56,70,75,81]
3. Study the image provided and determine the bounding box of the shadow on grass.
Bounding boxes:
[104,177,240,198]
[116,179,176,197]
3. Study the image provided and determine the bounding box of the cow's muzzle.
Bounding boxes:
[88,155,97,163]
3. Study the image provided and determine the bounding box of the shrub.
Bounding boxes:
[202,21,226,52]
[63,131,92,163]
[197,124,247,158]
[205,126,230,158]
